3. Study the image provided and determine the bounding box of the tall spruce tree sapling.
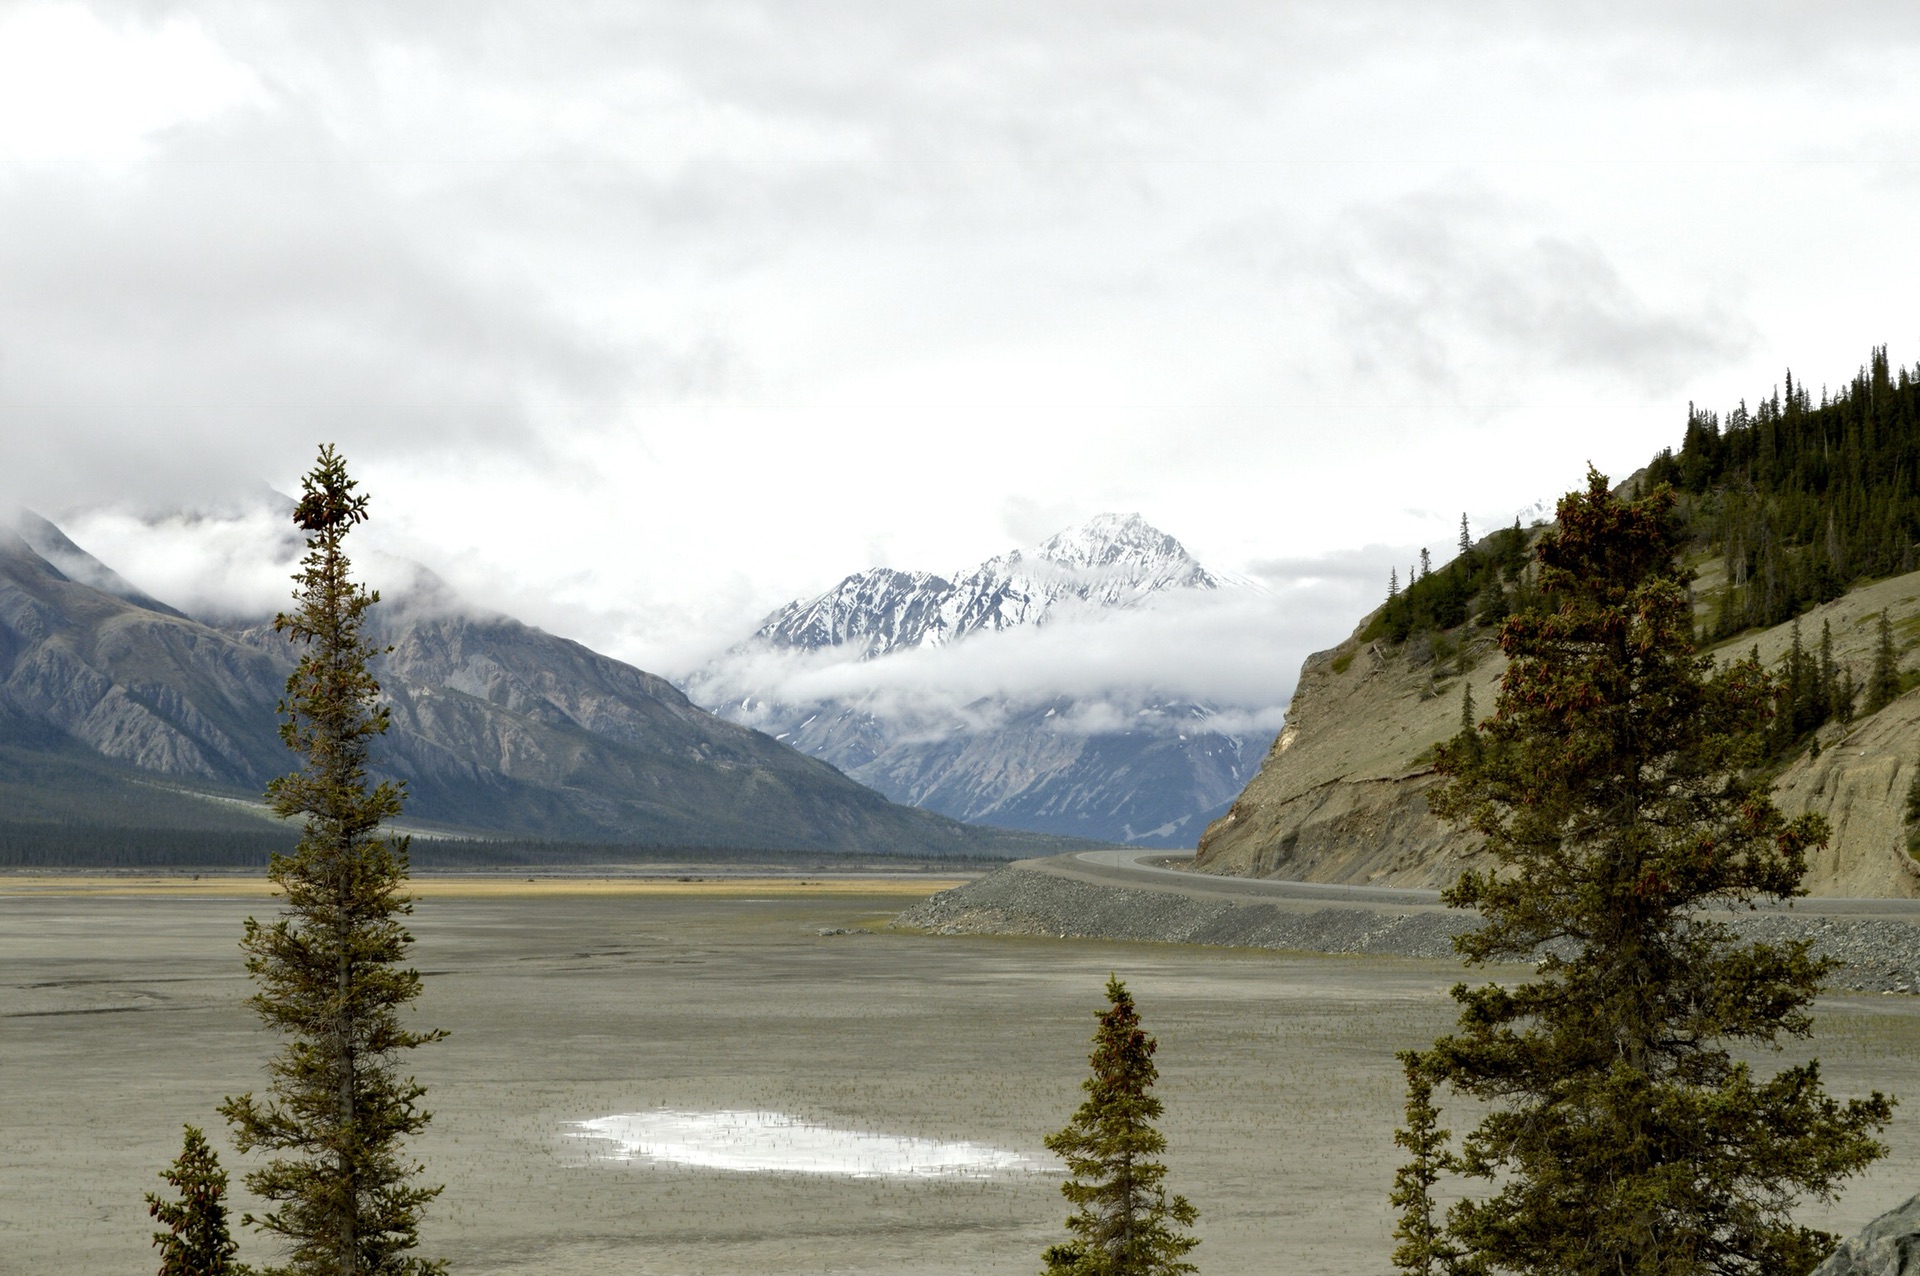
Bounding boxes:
[1868,610,1902,712]
[148,1125,248,1276]
[1904,753,1920,860]
[1455,683,1482,764]
[1043,976,1198,1276]
[1457,514,1471,557]
[1389,1055,1457,1276]
[221,446,446,1276]
[1415,469,1892,1276]
[1819,619,1857,724]
[1389,567,1400,601]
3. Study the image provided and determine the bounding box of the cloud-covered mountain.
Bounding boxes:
[0,513,1066,860]
[687,514,1281,847]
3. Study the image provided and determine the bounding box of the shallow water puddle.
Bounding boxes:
[569,1110,1048,1179]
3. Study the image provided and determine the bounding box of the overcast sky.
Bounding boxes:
[7,1,1920,697]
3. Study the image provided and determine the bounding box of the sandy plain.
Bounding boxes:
[5,876,1920,1275]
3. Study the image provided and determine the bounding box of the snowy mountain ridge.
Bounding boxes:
[753,513,1220,659]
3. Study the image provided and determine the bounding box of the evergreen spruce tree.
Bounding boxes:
[221,445,446,1276]
[1906,753,1920,828]
[1043,976,1198,1276]
[1474,578,1509,629]
[1455,683,1482,764]
[1388,567,1400,601]
[1414,469,1892,1276]
[1458,514,1472,557]
[1419,547,1432,580]
[1773,618,1819,755]
[1867,610,1902,712]
[1819,619,1854,724]
[148,1125,248,1276]
[1388,1055,1457,1276]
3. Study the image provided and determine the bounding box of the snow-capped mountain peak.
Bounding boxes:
[749,514,1219,656]
[1036,512,1207,578]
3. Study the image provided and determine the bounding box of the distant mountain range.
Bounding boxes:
[687,514,1278,847]
[0,510,1077,862]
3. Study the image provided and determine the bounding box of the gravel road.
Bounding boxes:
[896,852,1920,994]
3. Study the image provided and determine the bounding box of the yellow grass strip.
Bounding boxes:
[0,874,968,899]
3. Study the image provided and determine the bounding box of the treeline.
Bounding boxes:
[1756,613,1905,762]
[1375,346,1920,652]
[0,824,295,868]
[1646,344,1920,636]
[0,823,1016,870]
[1367,520,1532,643]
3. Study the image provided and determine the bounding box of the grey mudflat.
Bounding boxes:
[1816,1193,1920,1275]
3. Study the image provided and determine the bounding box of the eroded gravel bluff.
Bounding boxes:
[1195,567,1920,899]
[896,863,1920,994]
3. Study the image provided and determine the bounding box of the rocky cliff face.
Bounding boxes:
[1813,1192,1920,1275]
[1196,567,1920,898]
[0,517,1056,857]
[694,514,1271,847]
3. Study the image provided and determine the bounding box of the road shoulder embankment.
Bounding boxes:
[893,852,1920,993]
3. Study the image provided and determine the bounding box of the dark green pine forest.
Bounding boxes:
[1365,343,1920,764]
[1647,344,1920,636]
[1377,344,1920,651]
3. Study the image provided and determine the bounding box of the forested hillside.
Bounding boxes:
[1649,344,1920,635]
[1197,344,1920,897]
[1372,344,1920,648]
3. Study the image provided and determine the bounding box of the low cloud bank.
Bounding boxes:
[55,499,480,628]
[57,500,300,623]
[686,574,1378,739]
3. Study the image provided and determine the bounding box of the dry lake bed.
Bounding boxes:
[6,874,1920,1275]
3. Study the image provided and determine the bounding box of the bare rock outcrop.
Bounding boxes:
[1194,625,1501,889]
[1198,569,1920,898]
[1812,1193,1920,1275]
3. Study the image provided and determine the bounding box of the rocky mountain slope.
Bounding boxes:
[0,516,1066,858]
[690,514,1274,847]
[1195,558,1920,898]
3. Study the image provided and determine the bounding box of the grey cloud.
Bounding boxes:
[1000,495,1087,550]
[1319,185,1755,395]
[54,496,534,632]
[55,501,301,622]
[1246,544,1411,592]
[689,582,1359,741]
[0,105,729,509]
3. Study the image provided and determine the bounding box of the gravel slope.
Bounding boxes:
[896,860,1920,994]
